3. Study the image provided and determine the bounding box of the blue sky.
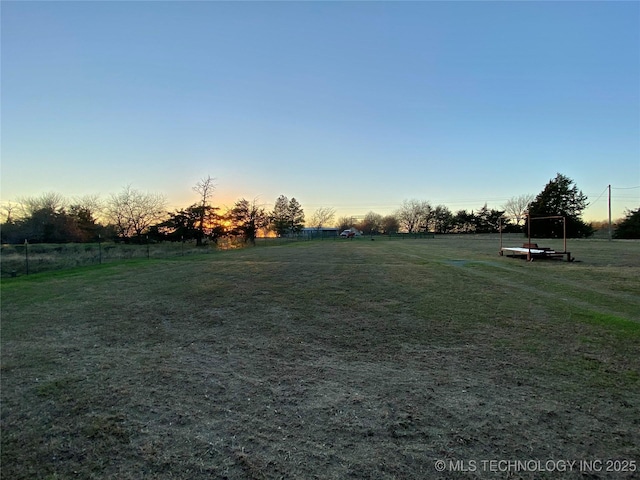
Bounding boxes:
[2,1,639,221]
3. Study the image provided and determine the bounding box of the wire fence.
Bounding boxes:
[6,231,601,279]
[0,239,230,278]
[1,233,441,278]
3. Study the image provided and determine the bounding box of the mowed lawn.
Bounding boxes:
[1,236,639,479]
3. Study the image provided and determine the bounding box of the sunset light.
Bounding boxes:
[1,1,638,226]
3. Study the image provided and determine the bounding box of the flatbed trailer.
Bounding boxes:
[500,245,573,262]
[499,215,575,262]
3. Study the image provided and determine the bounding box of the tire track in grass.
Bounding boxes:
[384,242,640,324]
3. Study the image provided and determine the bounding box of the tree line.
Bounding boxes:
[0,177,310,245]
[2,173,637,244]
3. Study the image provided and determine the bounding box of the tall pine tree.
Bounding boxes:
[270,196,305,237]
[528,173,593,238]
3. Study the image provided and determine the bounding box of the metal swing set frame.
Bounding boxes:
[499,214,574,262]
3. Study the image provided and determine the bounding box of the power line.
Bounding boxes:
[587,186,610,206]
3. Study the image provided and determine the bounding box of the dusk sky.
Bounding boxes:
[2,1,639,221]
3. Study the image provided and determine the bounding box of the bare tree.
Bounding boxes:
[396,199,433,233]
[336,216,355,232]
[106,185,167,241]
[193,175,216,205]
[308,207,336,230]
[1,202,18,224]
[19,192,67,218]
[192,175,217,245]
[70,194,103,221]
[381,214,400,234]
[359,211,383,235]
[502,194,534,226]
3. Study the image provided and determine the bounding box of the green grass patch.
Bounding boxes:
[574,310,640,337]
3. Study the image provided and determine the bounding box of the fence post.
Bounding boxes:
[146,235,150,259]
[98,234,102,264]
[24,239,29,275]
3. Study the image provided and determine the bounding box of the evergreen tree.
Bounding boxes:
[157,206,202,241]
[270,196,305,236]
[271,195,291,237]
[474,204,506,234]
[528,173,593,238]
[68,204,100,242]
[452,210,475,233]
[431,205,453,234]
[614,208,640,239]
[287,198,305,234]
[229,198,268,244]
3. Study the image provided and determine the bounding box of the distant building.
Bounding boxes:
[301,227,340,239]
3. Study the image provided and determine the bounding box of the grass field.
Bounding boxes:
[0,238,251,278]
[1,235,639,479]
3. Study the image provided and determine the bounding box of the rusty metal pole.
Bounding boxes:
[527,215,531,261]
[608,184,612,241]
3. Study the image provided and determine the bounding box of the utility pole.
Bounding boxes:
[608,184,612,241]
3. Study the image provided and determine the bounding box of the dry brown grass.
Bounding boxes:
[2,236,639,479]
